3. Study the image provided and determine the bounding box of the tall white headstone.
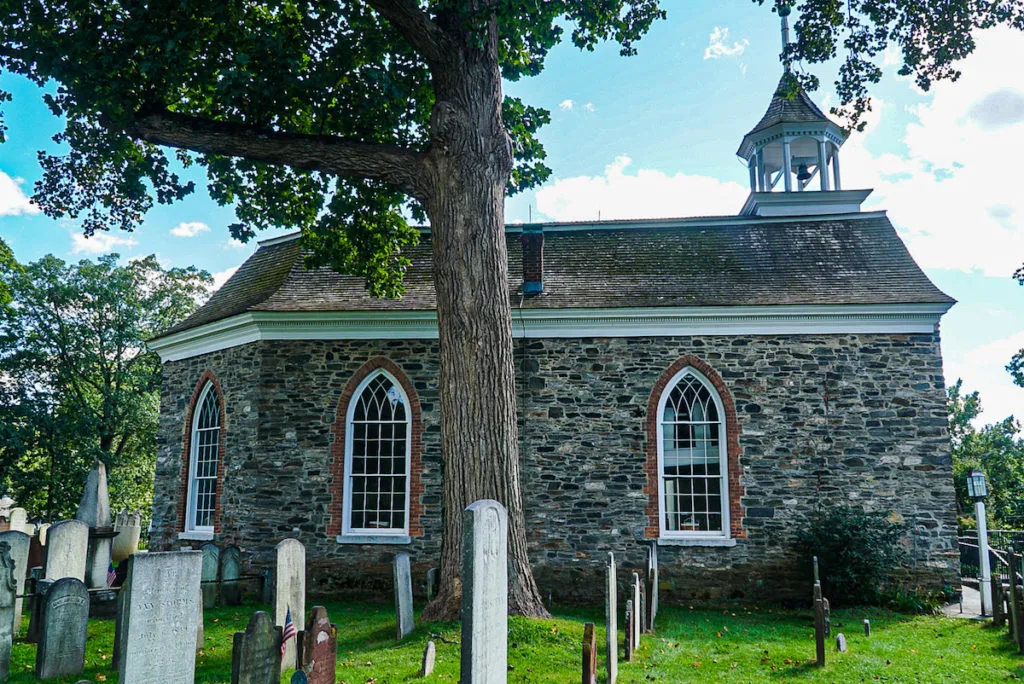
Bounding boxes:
[274,538,305,673]
[631,572,641,650]
[44,520,88,582]
[117,551,202,683]
[76,459,113,589]
[606,552,617,684]
[0,531,29,636]
[460,499,507,684]
[393,553,414,640]
[8,508,27,534]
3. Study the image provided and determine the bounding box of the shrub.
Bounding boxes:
[795,504,906,606]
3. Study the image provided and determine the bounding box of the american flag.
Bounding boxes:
[106,562,116,587]
[280,606,297,656]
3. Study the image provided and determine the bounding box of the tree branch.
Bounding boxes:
[362,0,450,66]
[124,108,429,200]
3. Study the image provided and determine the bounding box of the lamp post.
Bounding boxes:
[967,470,991,617]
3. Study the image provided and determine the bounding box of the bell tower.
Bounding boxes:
[737,4,871,216]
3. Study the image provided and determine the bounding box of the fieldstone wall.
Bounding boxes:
[152,332,959,604]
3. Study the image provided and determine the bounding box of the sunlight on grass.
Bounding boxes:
[8,600,1021,682]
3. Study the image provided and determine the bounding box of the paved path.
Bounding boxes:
[942,585,984,619]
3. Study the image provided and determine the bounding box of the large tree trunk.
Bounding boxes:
[419,18,549,621]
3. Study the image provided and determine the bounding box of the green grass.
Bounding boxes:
[9,600,1024,682]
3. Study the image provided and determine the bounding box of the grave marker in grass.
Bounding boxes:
[813,581,826,667]
[231,611,282,684]
[605,552,617,684]
[460,499,507,684]
[394,553,414,640]
[35,577,89,680]
[582,622,597,684]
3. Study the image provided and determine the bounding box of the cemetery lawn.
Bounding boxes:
[8,601,1023,682]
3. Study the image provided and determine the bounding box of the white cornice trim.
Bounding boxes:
[149,303,953,362]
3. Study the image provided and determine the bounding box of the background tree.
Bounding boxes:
[2,0,1022,617]
[0,252,210,523]
[947,379,1024,529]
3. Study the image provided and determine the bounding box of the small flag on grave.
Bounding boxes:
[281,606,297,656]
[106,561,116,587]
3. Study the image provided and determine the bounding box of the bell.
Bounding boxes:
[796,164,811,181]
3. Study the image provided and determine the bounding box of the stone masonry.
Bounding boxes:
[151,332,959,603]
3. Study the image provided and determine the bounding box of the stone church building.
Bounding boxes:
[149,70,960,602]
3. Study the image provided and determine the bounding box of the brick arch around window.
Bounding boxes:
[177,369,228,533]
[644,355,746,540]
[327,357,425,538]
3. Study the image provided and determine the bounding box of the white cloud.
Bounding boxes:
[704,27,748,60]
[70,231,139,255]
[212,266,239,289]
[0,171,38,216]
[534,155,748,222]
[224,238,250,250]
[170,221,211,237]
[583,102,595,113]
[559,99,575,111]
[945,332,1024,425]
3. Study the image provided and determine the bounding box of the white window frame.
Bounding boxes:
[341,369,412,540]
[656,367,731,541]
[185,382,220,534]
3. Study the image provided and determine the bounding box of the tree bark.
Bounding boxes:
[419,17,548,621]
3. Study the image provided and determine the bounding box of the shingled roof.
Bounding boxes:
[156,213,952,340]
[745,73,834,138]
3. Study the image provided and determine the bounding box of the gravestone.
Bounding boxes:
[646,542,658,631]
[460,499,508,684]
[201,542,220,609]
[220,544,243,606]
[0,541,16,681]
[197,586,205,651]
[260,567,273,605]
[44,520,88,581]
[421,640,436,677]
[27,578,52,644]
[813,582,826,667]
[631,572,641,650]
[836,633,848,652]
[35,577,89,680]
[117,551,202,683]
[76,459,115,590]
[0,531,29,636]
[623,600,634,662]
[38,523,50,545]
[823,597,831,637]
[274,538,305,674]
[426,567,438,602]
[9,508,27,534]
[302,605,337,684]
[0,496,13,520]
[863,619,871,637]
[111,510,142,563]
[582,622,597,684]
[393,553,414,640]
[231,611,282,684]
[605,552,617,684]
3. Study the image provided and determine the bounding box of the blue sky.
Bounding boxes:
[0,3,1022,425]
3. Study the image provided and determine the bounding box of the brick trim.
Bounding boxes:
[177,370,228,534]
[327,358,424,538]
[644,355,746,540]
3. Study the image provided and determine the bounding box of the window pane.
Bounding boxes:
[188,384,219,530]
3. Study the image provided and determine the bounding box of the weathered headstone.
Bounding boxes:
[35,577,89,680]
[623,600,634,662]
[260,566,273,605]
[0,531,29,636]
[994,584,1006,628]
[394,553,414,640]
[863,619,871,637]
[111,509,142,563]
[117,551,202,683]
[421,640,436,678]
[196,586,205,651]
[646,542,658,632]
[426,566,438,602]
[76,459,115,589]
[606,552,618,684]
[0,496,13,521]
[201,542,220,609]
[631,572,641,650]
[302,605,337,684]
[274,538,305,674]
[823,597,831,637]
[0,541,16,681]
[27,577,52,644]
[813,582,826,667]
[460,499,508,684]
[220,544,243,606]
[44,520,88,581]
[9,508,27,534]
[37,523,50,545]
[231,611,282,684]
[582,622,597,684]
[836,633,848,652]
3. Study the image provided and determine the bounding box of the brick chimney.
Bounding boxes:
[521,226,543,295]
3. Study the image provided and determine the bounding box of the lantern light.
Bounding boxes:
[967,470,988,500]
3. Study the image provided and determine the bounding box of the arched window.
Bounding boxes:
[186,382,220,532]
[657,367,730,538]
[342,370,411,537]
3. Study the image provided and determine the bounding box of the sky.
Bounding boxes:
[1,3,1023,426]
